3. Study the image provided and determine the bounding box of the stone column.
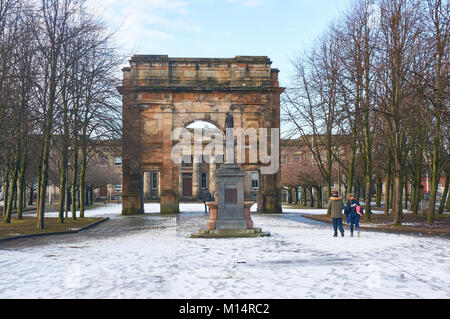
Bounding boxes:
[158,171,161,198]
[143,172,150,201]
[209,161,216,200]
[160,108,180,214]
[122,161,144,215]
[179,162,183,198]
[122,96,144,215]
[192,156,199,200]
[257,172,263,212]
[258,111,282,214]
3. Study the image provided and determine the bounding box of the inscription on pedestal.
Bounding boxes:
[225,187,237,205]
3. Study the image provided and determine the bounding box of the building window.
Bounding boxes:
[114,184,122,191]
[251,172,259,189]
[201,172,207,189]
[281,156,287,164]
[293,154,301,160]
[114,157,122,166]
[152,172,158,190]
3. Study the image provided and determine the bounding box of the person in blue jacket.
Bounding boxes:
[203,188,213,214]
[345,193,361,237]
[344,196,350,224]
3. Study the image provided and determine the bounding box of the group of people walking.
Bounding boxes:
[328,191,363,237]
[203,187,363,238]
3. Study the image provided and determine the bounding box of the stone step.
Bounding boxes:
[191,228,270,238]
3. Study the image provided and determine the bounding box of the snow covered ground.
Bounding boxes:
[0,203,449,299]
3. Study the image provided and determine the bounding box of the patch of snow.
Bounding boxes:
[0,204,449,299]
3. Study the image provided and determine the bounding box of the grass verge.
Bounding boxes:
[302,214,450,238]
[0,217,105,240]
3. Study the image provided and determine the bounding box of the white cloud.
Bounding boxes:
[87,0,196,54]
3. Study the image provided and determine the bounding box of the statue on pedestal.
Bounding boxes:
[190,111,269,238]
[225,112,234,130]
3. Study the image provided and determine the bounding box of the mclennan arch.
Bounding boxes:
[118,55,284,214]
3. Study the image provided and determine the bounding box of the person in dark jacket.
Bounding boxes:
[345,193,361,237]
[344,194,350,224]
[203,188,212,214]
[328,191,345,237]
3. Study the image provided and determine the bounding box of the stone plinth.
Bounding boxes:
[206,201,254,230]
[244,201,254,229]
[206,202,218,230]
[190,163,270,238]
[215,163,247,230]
[191,227,270,238]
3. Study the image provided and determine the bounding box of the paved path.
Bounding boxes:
[0,212,197,250]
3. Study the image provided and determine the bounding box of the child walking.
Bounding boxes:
[345,193,361,237]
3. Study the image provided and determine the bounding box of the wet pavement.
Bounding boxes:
[0,208,227,249]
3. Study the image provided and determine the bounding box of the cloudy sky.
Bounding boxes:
[90,0,351,86]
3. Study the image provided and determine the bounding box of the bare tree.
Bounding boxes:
[375,0,424,224]
[283,27,342,211]
[337,0,380,221]
[422,0,449,222]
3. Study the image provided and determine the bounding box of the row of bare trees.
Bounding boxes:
[282,0,449,224]
[0,0,122,229]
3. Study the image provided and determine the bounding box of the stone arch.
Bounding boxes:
[183,117,224,133]
[119,55,284,215]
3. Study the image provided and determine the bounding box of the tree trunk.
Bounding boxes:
[346,126,357,199]
[37,135,51,230]
[37,57,58,230]
[389,178,394,209]
[364,176,371,222]
[28,185,33,206]
[13,185,17,211]
[412,173,422,216]
[2,168,10,219]
[58,71,70,223]
[384,154,392,215]
[404,176,409,210]
[302,187,307,206]
[326,181,331,215]
[427,158,439,224]
[392,174,403,225]
[71,136,79,221]
[16,142,27,220]
[438,173,449,215]
[376,177,382,207]
[411,183,417,215]
[356,180,361,201]
[4,156,20,224]
[427,0,444,224]
[384,178,390,216]
[446,186,450,212]
[58,158,67,224]
[316,186,323,209]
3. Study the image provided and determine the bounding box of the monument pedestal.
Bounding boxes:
[191,163,270,238]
